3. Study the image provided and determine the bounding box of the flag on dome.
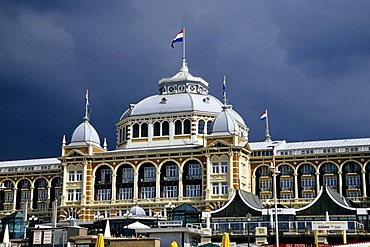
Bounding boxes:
[171,28,184,48]
[260,110,267,121]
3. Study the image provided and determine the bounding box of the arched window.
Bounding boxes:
[133,123,139,138]
[175,120,182,135]
[207,120,213,134]
[184,119,191,134]
[141,123,148,137]
[154,122,161,136]
[162,121,169,136]
[198,120,205,134]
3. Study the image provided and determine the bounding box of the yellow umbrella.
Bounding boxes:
[221,233,230,247]
[170,240,179,247]
[95,234,105,247]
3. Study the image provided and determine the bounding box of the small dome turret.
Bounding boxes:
[69,117,101,148]
[129,205,146,216]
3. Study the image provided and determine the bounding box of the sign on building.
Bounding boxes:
[312,221,348,231]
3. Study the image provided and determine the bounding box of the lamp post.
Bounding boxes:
[269,144,280,247]
[29,215,38,227]
[246,213,252,247]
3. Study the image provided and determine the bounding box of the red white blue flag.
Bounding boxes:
[260,110,267,121]
[171,29,184,48]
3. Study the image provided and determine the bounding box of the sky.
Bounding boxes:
[1,1,370,161]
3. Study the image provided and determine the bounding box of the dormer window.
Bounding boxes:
[160,97,167,104]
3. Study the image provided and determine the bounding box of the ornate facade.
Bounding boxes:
[0,60,369,228]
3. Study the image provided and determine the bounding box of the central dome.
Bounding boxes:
[116,62,247,149]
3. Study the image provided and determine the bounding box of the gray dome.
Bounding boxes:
[120,94,223,120]
[211,106,240,135]
[119,63,246,126]
[69,118,101,147]
[130,205,146,216]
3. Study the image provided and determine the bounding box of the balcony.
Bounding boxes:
[186,175,202,180]
[140,178,156,183]
[163,176,179,182]
[121,179,134,183]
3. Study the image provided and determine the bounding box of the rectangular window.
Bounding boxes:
[221,162,228,173]
[163,185,178,198]
[21,191,31,201]
[55,189,62,199]
[119,188,133,200]
[37,203,47,211]
[5,192,13,203]
[301,177,315,189]
[280,193,293,199]
[75,189,82,201]
[141,187,155,199]
[76,171,83,181]
[280,178,293,190]
[38,190,48,201]
[212,182,219,194]
[144,167,156,179]
[122,168,134,183]
[346,175,360,187]
[98,189,111,200]
[69,171,75,182]
[101,169,112,184]
[323,176,337,187]
[166,165,178,178]
[68,189,74,201]
[259,179,272,191]
[212,162,219,174]
[186,184,201,197]
[221,182,228,194]
[188,164,202,178]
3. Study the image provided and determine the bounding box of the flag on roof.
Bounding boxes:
[171,28,184,48]
[260,110,267,121]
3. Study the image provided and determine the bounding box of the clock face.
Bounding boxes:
[178,85,185,92]
[168,86,175,93]
[189,85,196,92]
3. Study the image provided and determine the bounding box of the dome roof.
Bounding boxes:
[118,62,246,130]
[211,105,240,135]
[120,94,223,120]
[129,205,146,216]
[69,117,101,147]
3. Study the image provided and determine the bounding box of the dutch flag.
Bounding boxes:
[260,110,267,121]
[171,29,184,48]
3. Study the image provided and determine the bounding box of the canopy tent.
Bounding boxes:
[124,221,150,230]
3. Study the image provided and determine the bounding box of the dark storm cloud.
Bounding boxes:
[268,1,370,78]
[1,1,370,160]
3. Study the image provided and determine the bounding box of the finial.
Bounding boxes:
[103,138,108,150]
[62,135,66,146]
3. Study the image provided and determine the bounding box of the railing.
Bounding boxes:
[209,220,365,236]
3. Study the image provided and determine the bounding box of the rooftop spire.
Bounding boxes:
[84,89,90,121]
[222,75,227,105]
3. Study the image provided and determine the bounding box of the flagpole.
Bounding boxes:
[223,75,227,105]
[182,27,186,66]
[265,110,272,142]
[85,89,89,121]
